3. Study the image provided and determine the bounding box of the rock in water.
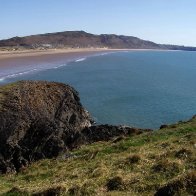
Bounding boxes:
[0,81,92,173]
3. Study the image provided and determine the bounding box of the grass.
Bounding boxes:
[0,117,195,195]
[0,82,18,110]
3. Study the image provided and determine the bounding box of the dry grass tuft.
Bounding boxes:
[34,186,66,195]
[126,154,141,164]
[152,159,181,177]
[106,176,125,191]
[175,148,192,159]
[155,170,196,196]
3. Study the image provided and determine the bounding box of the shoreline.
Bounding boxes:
[0,48,181,82]
[0,48,113,59]
[0,48,178,59]
[0,48,119,81]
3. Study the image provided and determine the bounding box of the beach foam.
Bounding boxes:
[0,68,38,82]
[53,64,66,69]
[0,78,5,82]
[0,52,112,83]
[75,58,86,62]
[0,63,69,82]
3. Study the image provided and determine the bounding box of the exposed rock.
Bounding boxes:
[63,124,151,150]
[0,81,150,174]
[160,124,169,129]
[0,81,92,173]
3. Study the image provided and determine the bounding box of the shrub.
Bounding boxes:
[126,154,141,164]
[106,176,125,191]
[155,170,196,196]
[175,148,192,159]
[152,159,181,177]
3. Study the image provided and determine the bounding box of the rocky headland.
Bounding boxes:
[0,81,149,174]
[0,81,195,195]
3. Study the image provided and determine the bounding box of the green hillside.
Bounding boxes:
[0,116,195,195]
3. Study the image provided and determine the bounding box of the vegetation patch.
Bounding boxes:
[152,159,181,176]
[0,115,195,195]
[106,176,125,191]
[155,170,196,196]
[3,187,29,196]
[34,186,66,195]
[126,154,141,164]
[175,148,192,159]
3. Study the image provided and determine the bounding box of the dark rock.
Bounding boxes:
[66,124,151,149]
[0,81,91,173]
[160,124,169,129]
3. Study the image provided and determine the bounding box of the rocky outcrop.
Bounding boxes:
[0,81,149,173]
[0,81,92,173]
[65,125,151,150]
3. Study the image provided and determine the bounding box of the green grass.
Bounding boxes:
[0,117,195,195]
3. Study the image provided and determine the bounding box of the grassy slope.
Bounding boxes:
[0,117,195,195]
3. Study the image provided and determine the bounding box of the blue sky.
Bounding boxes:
[0,0,196,46]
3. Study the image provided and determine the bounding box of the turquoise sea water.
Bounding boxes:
[1,51,196,129]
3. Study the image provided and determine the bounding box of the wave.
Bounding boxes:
[0,63,68,82]
[99,53,110,56]
[53,64,66,69]
[75,58,86,62]
[0,69,38,82]
[0,52,114,82]
[92,51,118,58]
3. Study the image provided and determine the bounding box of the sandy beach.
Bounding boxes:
[0,48,118,81]
[0,48,113,59]
[0,48,172,82]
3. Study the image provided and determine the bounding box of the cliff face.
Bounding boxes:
[0,81,148,173]
[0,81,92,173]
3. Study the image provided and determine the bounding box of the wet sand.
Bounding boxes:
[0,48,116,79]
[0,48,170,81]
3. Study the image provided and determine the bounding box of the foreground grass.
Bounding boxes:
[0,117,195,195]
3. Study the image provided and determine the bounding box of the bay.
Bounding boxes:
[2,51,196,129]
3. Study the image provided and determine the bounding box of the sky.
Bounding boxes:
[0,0,196,46]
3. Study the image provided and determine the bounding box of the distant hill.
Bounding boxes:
[0,30,196,51]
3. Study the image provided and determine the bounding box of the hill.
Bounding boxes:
[0,31,196,51]
[0,115,195,195]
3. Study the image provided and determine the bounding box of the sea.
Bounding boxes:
[1,50,196,129]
